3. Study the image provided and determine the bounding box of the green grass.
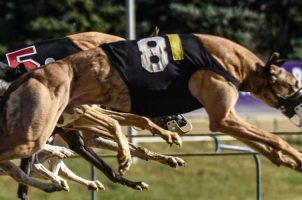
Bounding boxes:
[1,140,302,200]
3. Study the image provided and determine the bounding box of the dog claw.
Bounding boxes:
[119,160,132,175]
[164,132,182,146]
[166,156,186,168]
[52,177,70,191]
[175,157,186,166]
[54,149,75,159]
[59,179,69,191]
[87,180,105,191]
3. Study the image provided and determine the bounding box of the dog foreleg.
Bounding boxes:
[93,106,182,146]
[191,71,302,171]
[220,114,302,169]
[239,139,297,168]
[85,135,185,168]
[67,107,132,175]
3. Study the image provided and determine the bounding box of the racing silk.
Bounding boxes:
[0,37,81,96]
[0,37,80,71]
[102,34,239,117]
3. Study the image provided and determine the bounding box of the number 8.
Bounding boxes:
[137,37,169,73]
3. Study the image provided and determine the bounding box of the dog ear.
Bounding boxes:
[150,26,160,37]
[264,52,283,71]
[266,52,280,66]
[274,59,286,67]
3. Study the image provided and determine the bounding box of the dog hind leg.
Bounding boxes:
[0,78,70,161]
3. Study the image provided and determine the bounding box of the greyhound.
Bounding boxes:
[0,31,183,175]
[0,33,302,185]
[0,31,186,197]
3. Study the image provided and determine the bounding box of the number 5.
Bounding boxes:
[6,46,40,70]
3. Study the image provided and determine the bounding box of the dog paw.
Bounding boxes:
[52,148,75,159]
[166,156,186,168]
[43,182,68,193]
[134,182,149,191]
[60,148,75,158]
[163,131,182,146]
[87,180,105,191]
[118,149,132,175]
[52,177,70,191]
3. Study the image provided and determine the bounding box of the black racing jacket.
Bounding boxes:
[102,34,239,117]
[0,37,80,72]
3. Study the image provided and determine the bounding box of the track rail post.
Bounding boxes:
[213,136,261,200]
[91,165,97,200]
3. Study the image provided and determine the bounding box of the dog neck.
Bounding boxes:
[196,34,278,107]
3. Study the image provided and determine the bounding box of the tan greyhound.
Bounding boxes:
[0,31,184,193]
[0,32,302,178]
[0,31,182,177]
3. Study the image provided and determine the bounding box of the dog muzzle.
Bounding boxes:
[280,88,302,127]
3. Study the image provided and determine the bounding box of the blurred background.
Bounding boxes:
[1,0,302,200]
[1,0,302,58]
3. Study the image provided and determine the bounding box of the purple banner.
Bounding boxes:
[236,60,302,113]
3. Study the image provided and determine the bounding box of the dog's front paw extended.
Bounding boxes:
[166,156,186,168]
[52,177,70,191]
[163,131,182,146]
[117,149,132,175]
[133,182,149,191]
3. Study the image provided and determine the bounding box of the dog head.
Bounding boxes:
[261,52,302,126]
[264,52,300,98]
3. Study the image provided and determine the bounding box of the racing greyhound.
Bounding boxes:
[0,31,184,175]
[0,31,185,196]
[1,33,302,177]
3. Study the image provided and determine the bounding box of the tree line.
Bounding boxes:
[0,0,301,58]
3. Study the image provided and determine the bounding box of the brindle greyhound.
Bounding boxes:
[0,31,183,175]
[0,33,302,182]
[0,31,185,196]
